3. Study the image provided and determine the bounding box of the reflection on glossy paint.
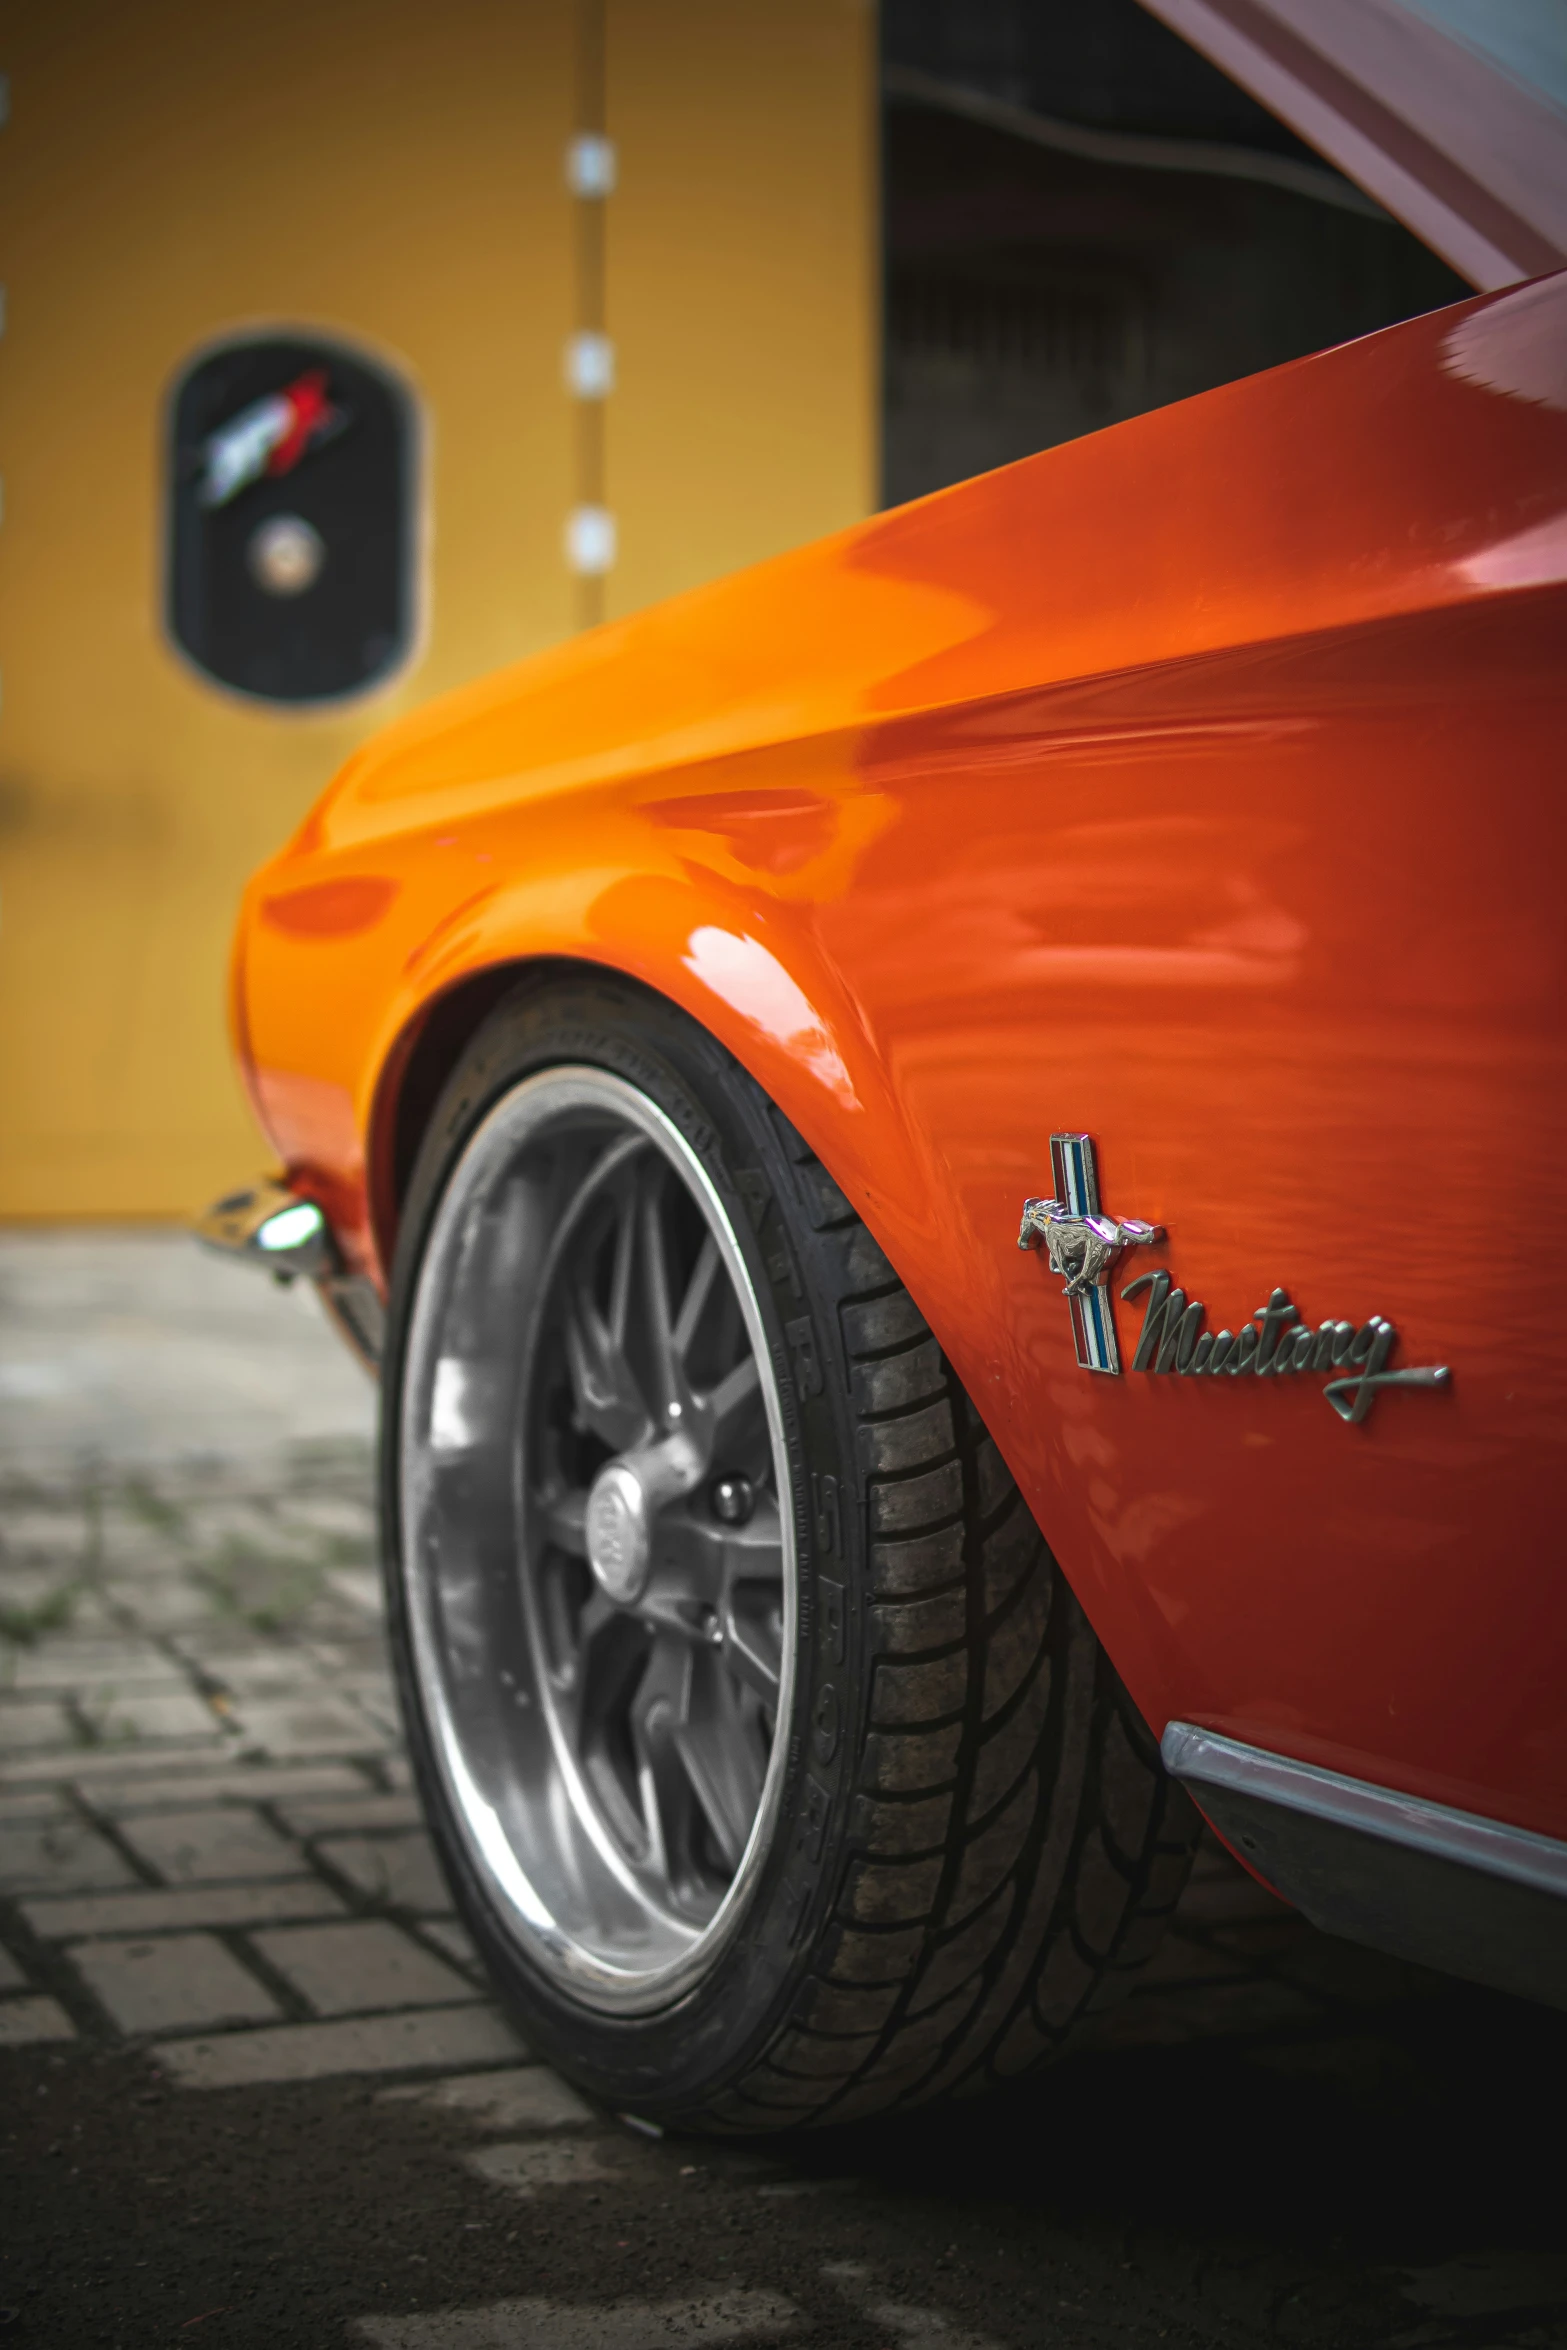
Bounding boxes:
[1441,277,1567,412]
[260,875,399,938]
[1462,510,1567,589]
[643,780,897,906]
[681,927,859,1106]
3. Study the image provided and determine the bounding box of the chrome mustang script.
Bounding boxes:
[1122,1272,1449,1424]
[1020,1133,1449,1422]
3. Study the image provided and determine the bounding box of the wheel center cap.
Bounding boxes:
[585,1461,652,1604]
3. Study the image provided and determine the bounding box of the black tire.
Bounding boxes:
[381,970,1199,2129]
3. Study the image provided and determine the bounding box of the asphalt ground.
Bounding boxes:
[1,1232,1562,2350]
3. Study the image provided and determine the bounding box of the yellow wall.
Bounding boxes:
[0,0,874,1218]
[607,1,876,617]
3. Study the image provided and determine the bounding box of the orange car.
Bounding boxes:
[203,13,1567,2124]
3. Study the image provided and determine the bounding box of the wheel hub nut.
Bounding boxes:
[585,1461,652,1603]
[710,1474,754,1526]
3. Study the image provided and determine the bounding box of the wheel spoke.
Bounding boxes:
[637,1171,689,1419]
[538,1487,588,1556]
[641,1508,721,1611]
[705,1354,762,1455]
[716,1496,784,1704]
[676,1652,766,1872]
[563,1184,652,1452]
[570,1596,642,1720]
[672,1234,721,1359]
[720,1585,784,1706]
[629,1633,698,1888]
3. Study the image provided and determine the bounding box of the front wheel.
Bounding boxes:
[382,974,1198,2128]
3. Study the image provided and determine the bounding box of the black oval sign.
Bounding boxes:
[166,332,417,705]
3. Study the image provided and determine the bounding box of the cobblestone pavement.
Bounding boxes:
[1,1236,1562,2348]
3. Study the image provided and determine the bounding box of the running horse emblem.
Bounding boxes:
[1018,1133,1162,1374]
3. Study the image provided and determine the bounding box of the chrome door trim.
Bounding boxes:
[1162,1721,1567,1901]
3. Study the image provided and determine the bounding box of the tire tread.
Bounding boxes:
[726,1129,1201,2125]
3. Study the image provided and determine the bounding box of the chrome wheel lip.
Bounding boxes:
[397,1063,798,2016]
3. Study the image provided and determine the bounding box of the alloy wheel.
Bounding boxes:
[397,1066,796,2012]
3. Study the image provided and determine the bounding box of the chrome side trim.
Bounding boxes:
[1162,1722,1567,1902]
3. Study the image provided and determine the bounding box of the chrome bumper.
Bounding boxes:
[195,1179,385,1374]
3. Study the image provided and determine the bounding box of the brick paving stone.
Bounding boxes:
[169,1627,283,1662]
[0,1942,27,1989]
[76,1687,224,1745]
[861,2297,1001,2349]
[181,1502,306,1553]
[349,1689,401,1739]
[302,1637,392,1674]
[91,1762,371,1813]
[70,1931,280,2035]
[22,1877,348,1939]
[0,1994,76,2045]
[96,1524,188,1573]
[0,1579,83,1627]
[278,1792,423,1836]
[253,1918,480,2016]
[0,1699,76,1752]
[157,2002,524,2086]
[0,1540,82,1576]
[355,2289,796,2350]
[118,1806,307,1884]
[0,1788,75,1821]
[277,1496,376,1540]
[4,1637,183,1689]
[92,1767,373,1814]
[465,2139,626,2194]
[228,1694,387,1758]
[319,1831,450,1912]
[13,1579,116,1635]
[419,1920,483,1979]
[333,1667,399,1704]
[6,1590,118,1636]
[1399,2252,1567,2317]
[0,1508,89,1561]
[100,1580,217,1633]
[0,1817,137,1894]
[0,1564,80,1610]
[382,2070,592,2132]
[325,1568,384,1617]
[202,1654,335,1698]
[1,1741,237,1787]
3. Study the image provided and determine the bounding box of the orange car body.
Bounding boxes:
[236,271,1567,1857]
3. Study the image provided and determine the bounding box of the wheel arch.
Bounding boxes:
[358,884,926,1311]
[366,956,564,1279]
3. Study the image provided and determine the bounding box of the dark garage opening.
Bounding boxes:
[881,0,1472,506]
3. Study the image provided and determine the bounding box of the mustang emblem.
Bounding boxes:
[1017,1199,1161,1299]
[1017,1134,1162,1373]
[1017,1132,1451,1422]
